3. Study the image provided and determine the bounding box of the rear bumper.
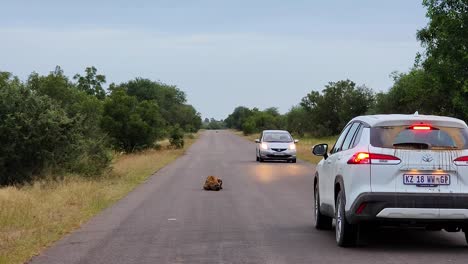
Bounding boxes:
[346,192,468,224]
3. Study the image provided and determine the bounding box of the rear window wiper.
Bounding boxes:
[393,142,430,149]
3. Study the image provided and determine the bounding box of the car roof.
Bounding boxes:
[351,114,468,128]
[262,130,290,133]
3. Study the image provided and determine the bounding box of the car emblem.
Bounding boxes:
[422,154,433,162]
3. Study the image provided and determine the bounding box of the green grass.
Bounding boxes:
[232,130,337,164]
[0,134,199,264]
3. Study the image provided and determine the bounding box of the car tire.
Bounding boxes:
[464,229,468,245]
[292,159,297,163]
[335,190,358,247]
[259,157,264,162]
[256,155,259,162]
[314,184,332,230]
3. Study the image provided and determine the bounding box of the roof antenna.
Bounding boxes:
[414,111,419,116]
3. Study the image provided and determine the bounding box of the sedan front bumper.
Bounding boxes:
[260,150,296,160]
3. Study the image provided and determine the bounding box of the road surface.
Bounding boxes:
[30,130,468,264]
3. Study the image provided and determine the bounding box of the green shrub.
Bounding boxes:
[0,71,112,186]
[27,68,111,176]
[242,118,256,135]
[0,78,72,184]
[101,90,166,152]
[169,125,185,149]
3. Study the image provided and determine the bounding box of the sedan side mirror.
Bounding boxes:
[255,139,260,143]
[312,144,328,159]
[294,139,299,143]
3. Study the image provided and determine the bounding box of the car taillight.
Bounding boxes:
[348,152,401,165]
[409,124,438,131]
[454,156,468,166]
[411,125,431,130]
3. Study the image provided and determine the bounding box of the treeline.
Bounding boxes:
[0,67,201,185]
[226,0,467,137]
[225,80,373,136]
[202,118,226,130]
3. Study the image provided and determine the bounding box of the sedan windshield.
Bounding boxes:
[262,132,293,142]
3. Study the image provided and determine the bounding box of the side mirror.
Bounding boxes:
[255,139,260,143]
[312,144,328,159]
[294,139,299,143]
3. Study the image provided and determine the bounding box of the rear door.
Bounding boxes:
[321,124,352,206]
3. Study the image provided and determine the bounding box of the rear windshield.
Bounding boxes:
[370,126,468,150]
[262,132,292,142]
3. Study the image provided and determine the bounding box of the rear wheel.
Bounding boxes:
[314,184,332,230]
[464,229,468,245]
[292,159,297,163]
[335,190,358,247]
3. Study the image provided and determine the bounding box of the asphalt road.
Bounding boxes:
[30,130,468,264]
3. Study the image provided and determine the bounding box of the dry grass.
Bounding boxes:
[0,135,198,264]
[295,136,337,164]
[232,130,337,164]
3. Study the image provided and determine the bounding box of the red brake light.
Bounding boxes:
[454,156,468,166]
[410,124,434,130]
[348,152,401,165]
[348,152,370,164]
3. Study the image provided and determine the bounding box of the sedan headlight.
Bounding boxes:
[261,143,268,150]
[289,143,296,150]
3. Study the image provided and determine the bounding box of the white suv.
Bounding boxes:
[312,114,468,247]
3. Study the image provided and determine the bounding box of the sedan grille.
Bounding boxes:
[271,148,287,152]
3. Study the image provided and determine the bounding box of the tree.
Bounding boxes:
[74,66,107,100]
[371,69,441,115]
[417,0,468,119]
[286,105,310,137]
[101,90,165,152]
[301,80,374,136]
[115,78,200,132]
[0,73,110,185]
[242,118,256,135]
[225,106,253,130]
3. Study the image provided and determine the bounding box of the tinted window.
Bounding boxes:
[342,123,360,151]
[331,124,352,154]
[370,126,468,150]
[350,125,364,148]
[262,132,293,142]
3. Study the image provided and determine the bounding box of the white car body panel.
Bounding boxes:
[315,114,468,220]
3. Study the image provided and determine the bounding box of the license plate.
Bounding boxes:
[403,174,450,186]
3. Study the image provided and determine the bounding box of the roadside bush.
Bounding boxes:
[101,90,166,152]
[169,125,185,149]
[117,78,202,132]
[27,68,112,176]
[0,79,77,185]
[242,118,256,135]
[0,67,202,186]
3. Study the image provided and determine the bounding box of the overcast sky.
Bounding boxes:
[0,0,427,119]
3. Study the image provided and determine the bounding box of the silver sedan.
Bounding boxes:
[255,130,298,163]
